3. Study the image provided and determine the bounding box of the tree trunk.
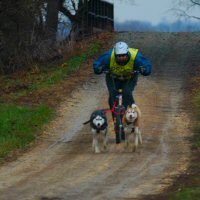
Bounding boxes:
[46,0,59,40]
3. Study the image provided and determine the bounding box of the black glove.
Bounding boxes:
[94,65,103,74]
[139,66,146,74]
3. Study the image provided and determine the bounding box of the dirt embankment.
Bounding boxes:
[0,32,199,200]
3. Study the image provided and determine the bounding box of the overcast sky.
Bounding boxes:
[106,0,200,25]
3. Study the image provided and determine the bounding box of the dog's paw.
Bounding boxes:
[131,103,137,108]
[95,148,101,153]
[115,143,125,153]
[132,145,137,152]
[139,139,142,145]
[124,140,129,149]
[103,145,108,151]
[139,134,142,145]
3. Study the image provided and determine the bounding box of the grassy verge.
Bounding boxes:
[0,104,54,161]
[194,89,200,149]
[0,42,100,103]
[0,40,102,161]
[168,89,200,200]
[170,188,200,200]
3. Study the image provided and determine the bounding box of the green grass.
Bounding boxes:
[0,41,100,103]
[195,91,200,109]
[67,53,87,72]
[170,188,200,200]
[0,41,101,161]
[0,104,54,160]
[194,89,200,148]
[87,42,100,57]
[168,89,200,200]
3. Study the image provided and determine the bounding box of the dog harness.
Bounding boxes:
[110,48,138,80]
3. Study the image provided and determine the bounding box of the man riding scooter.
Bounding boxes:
[93,41,152,144]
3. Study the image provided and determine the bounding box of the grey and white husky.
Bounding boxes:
[84,110,108,153]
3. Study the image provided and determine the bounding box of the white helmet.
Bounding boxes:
[114,41,129,55]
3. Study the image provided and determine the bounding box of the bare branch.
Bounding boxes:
[190,0,200,6]
[58,0,76,22]
[71,0,76,11]
[172,0,200,20]
[171,7,200,20]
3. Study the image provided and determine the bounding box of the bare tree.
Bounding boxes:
[58,0,89,41]
[0,0,113,74]
[46,0,60,40]
[172,0,200,20]
[0,0,47,73]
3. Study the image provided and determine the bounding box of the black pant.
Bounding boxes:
[105,74,138,110]
[105,74,138,143]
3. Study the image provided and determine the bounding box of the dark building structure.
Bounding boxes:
[87,0,114,32]
[78,0,114,37]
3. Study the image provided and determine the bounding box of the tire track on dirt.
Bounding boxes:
[0,32,197,200]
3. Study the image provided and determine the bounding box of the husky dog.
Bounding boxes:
[84,110,108,153]
[123,104,142,152]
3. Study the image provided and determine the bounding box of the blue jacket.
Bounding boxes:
[93,48,152,76]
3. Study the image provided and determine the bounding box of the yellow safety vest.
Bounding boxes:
[110,48,138,77]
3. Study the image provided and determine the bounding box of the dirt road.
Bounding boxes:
[0,32,199,200]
